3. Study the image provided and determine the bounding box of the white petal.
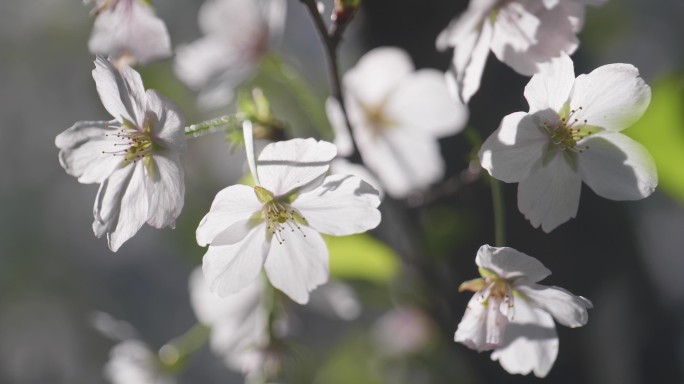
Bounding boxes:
[490,298,558,378]
[256,138,337,196]
[517,151,582,232]
[524,54,575,114]
[92,56,146,126]
[326,98,353,157]
[455,287,507,352]
[88,1,172,65]
[106,162,151,252]
[344,47,414,107]
[578,132,657,200]
[146,153,185,229]
[436,0,497,50]
[292,174,381,236]
[196,184,262,247]
[384,69,469,137]
[331,159,385,199]
[447,19,494,103]
[264,226,329,304]
[479,112,548,183]
[490,1,581,76]
[55,120,124,184]
[146,90,186,153]
[202,224,270,297]
[475,245,551,283]
[516,283,592,328]
[570,63,651,131]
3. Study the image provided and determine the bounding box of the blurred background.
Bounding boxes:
[0,0,683,383]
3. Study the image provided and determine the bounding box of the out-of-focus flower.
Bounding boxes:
[479,54,656,232]
[196,138,381,304]
[436,0,607,103]
[87,0,172,67]
[327,47,468,198]
[372,307,434,357]
[56,57,186,251]
[456,245,592,377]
[189,267,272,374]
[104,340,173,384]
[174,0,286,108]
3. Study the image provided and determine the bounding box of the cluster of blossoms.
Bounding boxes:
[54,0,660,380]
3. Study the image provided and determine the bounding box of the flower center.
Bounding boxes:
[542,106,593,153]
[103,114,158,165]
[254,186,308,245]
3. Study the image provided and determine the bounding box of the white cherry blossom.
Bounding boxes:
[188,267,271,374]
[327,47,468,198]
[455,245,592,377]
[88,0,172,66]
[196,137,381,304]
[437,0,606,103]
[479,54,657,232]
[56,57,186,251]
[174,0,286,108]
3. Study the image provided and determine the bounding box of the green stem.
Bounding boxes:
[158,322,210,371]
[490,177,506,247]
[184,115,243,138]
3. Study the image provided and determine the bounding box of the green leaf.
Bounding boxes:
[626,75,684,202]
[325,234,399,284]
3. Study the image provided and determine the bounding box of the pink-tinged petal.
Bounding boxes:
[516,283,592,328]
[55,120,125,184]
[92,56,147,126]
[264,226,329,304]
[256,138,337,196]
[145,90,186,153]
[525,54,575,113]
[479,112,548,183]
[355,124,445,198]
[436,0,497,50]
[88,1,171,65]
[517,151,582,232]
[146,153,185,229]
[475,245,552,283]
[326,98,353,157]
[292,174,381,236]
[490,298,558,378]
[491,1,581,76]
[455,286,507,352]
[188,267,266,371]
[344,47,414,107]
[578,131,657,201]
[570,63,651,132]
[202,224,270,297]
[384,69,469,137]
[196,184,262,247]
[107,162,151,252]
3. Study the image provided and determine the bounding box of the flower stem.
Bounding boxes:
[158,322,210,372]
[299,0,362,164]
[490,177,506,247]
[184,115,243,138]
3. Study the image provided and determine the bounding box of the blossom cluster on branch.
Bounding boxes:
[55,0,659,381]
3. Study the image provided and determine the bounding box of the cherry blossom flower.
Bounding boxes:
[456,245,592,377]
[327,47,468,198]
[87,0,172,66]
[56,57,186,251]
[189,267,272,374]
[436,0,606,103]
[196,137,381,304]
[174,0,285,108]
[104,340,174,384]
[479,54,657,232]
